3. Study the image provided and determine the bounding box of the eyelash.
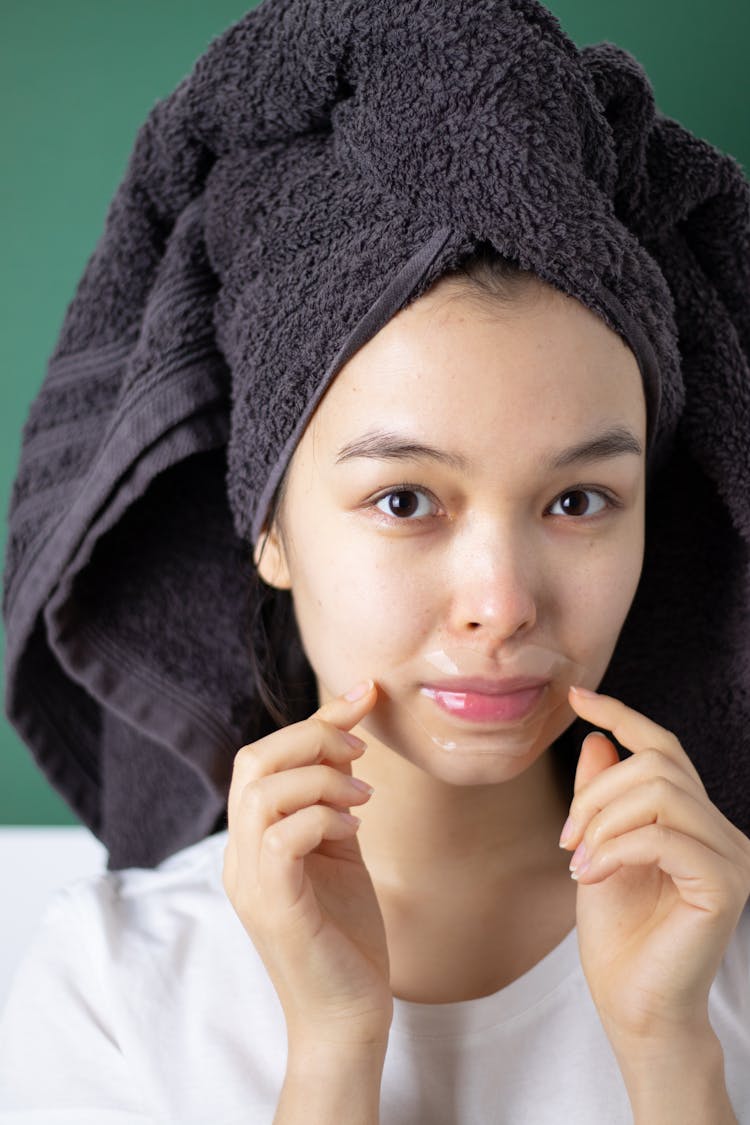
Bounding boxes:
[367,482,624,525]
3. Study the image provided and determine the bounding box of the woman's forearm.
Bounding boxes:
[274,1040,387,1125]
[610,1024,737,1124]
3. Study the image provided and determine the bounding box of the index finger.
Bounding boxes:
[315,678,377,727]
[567,686,704,787]
[230,679,377,785]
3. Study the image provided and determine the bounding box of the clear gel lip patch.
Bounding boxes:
[381,643,592,756]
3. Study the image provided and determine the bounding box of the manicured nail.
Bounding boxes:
[344,679,373,701]
[558,817,575,848]
[341,731,366,750]
[348,776,374,795]
[569,841,587,873]
[570,685,598,698]
[338,811,362,826]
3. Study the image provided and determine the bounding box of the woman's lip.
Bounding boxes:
[420,683,548,723]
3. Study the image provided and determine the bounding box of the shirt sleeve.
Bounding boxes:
[0,880,153,1124]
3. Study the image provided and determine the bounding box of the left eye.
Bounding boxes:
[373,488,436,520]
[548,489,609,518]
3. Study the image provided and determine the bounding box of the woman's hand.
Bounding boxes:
[222,679,393,1051]
[562,686,750,1049]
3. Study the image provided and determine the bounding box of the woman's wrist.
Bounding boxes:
[608,1024,737,1124]
[275,1037,388,1125]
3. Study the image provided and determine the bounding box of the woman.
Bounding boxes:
[223,258,750,1121]
[2,0,749,1120]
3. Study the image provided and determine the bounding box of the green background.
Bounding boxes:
[2,1,748,826]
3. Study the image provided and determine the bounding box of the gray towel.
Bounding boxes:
[3,0,749,869]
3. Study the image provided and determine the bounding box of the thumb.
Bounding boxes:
[573,730,619,795]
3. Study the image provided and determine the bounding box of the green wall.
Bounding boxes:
[1,1,748,825]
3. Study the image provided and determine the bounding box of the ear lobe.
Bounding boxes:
[253,526,292,590]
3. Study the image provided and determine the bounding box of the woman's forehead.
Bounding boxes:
[308,284,646,459]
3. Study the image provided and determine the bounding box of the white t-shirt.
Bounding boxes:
[0,829,748,1124]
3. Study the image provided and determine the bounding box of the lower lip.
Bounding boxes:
[421,684,548,723]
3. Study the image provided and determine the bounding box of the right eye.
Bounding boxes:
[371,486,438,521]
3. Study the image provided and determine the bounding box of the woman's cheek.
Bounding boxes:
[572,521,645,668]
[291,538,429,692]
[605,515,646,623]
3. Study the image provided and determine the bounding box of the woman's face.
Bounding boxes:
[256,276,647,785]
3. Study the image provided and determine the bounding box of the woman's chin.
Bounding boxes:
[358,715,550,786]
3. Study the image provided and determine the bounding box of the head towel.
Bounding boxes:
[3,0,749,868]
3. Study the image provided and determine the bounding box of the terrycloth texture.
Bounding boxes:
[3,0,749,869]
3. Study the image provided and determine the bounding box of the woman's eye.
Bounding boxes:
[548,488,612,518]
[372,487,437,520]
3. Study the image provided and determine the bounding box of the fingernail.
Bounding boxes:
[344,679,373,701]
[570,685,597,698]
[569,841,587,873]
[341,731,366,750]
[348,777,374,795]
[338,812,361,826]
[558,817,575,848]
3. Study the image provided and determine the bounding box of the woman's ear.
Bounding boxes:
[253,523,292,590]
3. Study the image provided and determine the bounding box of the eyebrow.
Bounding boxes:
[542,425,643,471]
[334,425,643,473]
[335,430,470,472]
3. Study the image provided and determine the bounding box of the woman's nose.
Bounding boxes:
[446,523,538,640]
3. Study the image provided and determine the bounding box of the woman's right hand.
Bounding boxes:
[222,679,393,1051]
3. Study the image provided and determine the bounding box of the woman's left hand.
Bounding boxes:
[561,686,750,1048]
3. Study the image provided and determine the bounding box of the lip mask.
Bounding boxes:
[361,643,591,757]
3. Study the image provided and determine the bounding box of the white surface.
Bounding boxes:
[0,827,107,1011]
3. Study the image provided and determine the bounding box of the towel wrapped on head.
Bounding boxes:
[3,0,749,869]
